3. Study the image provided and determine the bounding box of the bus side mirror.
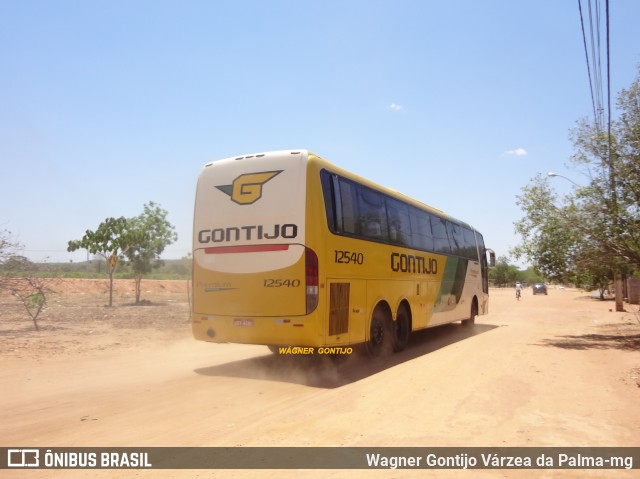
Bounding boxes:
[486,249,496,267]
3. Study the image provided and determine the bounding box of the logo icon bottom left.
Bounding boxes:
[8,449,39,467]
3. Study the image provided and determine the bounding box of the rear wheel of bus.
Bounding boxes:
[366,303,392,357]
[462,298,478,328]
[392,302,411,352]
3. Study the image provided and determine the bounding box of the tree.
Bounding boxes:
[513,174,578,282]
[122,202,177,304]
[1,230,57,330]
[9,276,57,331]
[0,228,21,280]
[569,65,640,266]
[67,203,177,306]
[514,173,624,291]
[519,267,544,285]
[0,255,36,274]
[67,217,128,307]
[514,64,640,300]
[490,256,520,287]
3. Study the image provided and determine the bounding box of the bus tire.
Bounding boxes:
[366,304,391,357]
[392,303,411,352]
[462,298,478,327]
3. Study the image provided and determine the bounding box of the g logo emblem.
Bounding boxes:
[216,170,282,205]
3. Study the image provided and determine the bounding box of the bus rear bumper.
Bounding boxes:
[192,314,322,347]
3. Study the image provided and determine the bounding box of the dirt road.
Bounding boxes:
[1,282,639,478]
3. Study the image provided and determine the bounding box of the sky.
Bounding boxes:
[1,0,639,266]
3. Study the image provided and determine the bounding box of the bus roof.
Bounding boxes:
[203,149,310,168]
[202,149,477,232]
[305,151,477,232]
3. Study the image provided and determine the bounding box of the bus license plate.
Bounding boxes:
[233,319,254,327]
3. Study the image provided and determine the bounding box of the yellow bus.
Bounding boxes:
[192,150,495,355]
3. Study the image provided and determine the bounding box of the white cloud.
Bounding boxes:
[389,103,403,111]
[503,148,528,156]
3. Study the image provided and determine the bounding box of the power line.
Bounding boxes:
[578,0,599,127]
[605,0,616,207]
[590,0,602,128]
[606,0,612,149]
[578,0,611,133]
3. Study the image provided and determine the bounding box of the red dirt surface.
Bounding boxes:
[1,280,639,478]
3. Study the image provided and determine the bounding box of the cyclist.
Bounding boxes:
[515,281,522,300]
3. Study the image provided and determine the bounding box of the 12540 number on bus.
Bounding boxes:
[334,250,364,265]
[263,279,301,288]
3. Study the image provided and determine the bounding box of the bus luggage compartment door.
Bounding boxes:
[326,279,365,345]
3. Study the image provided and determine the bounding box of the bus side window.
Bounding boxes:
[320,170,337,232]
[356,186,389,241]
[338,179,358,235]
[409,207,434,252]
[463,227,478,260]
[447,222,464,257]
[386,197,411,246]
[431,217,451,254]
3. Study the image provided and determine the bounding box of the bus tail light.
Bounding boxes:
[305,247,319,314]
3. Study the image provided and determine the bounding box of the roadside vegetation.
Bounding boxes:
[1,203,184,330]
[0,255,191,281]
[1,228,60,330]
[489,256,544,288]
[513,64,640,307]
[66,202,178,306]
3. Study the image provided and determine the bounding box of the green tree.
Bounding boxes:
[513,174,577,282]
[513,173,621,290]
[122,202,177,304]
[520,267,544,285]
[0,229,22,292]
[490,256,519,287]
[569,66,640,266]
[1,230,60,330]
[0,228,20,262]
[514,64,640,297]
[67,217,128,307]
[0,255,36,274]
[9,276,57,331]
